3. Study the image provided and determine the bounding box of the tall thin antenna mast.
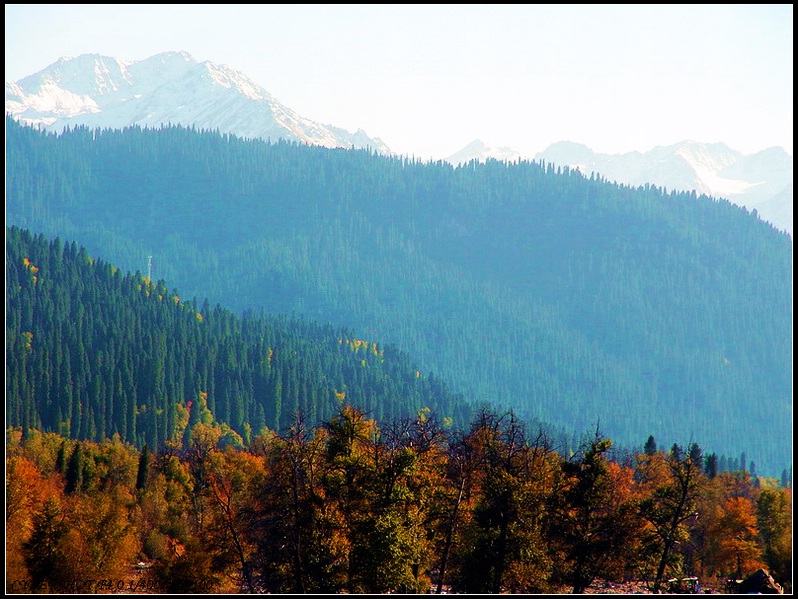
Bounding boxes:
[147,255,153,280]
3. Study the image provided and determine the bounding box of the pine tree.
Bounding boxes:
[136,444,152,490]
[644,435,657,456]
[23,498,68,591]
[65,443,84,495]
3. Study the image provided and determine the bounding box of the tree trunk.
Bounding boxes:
[436,478,465,594]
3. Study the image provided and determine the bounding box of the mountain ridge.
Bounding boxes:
[445,138,793,234]
[5,51,392,154]
[8,51,790,233]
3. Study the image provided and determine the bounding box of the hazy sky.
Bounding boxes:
[5,4,793,159]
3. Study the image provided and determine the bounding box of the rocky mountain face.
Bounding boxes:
[5,51,391,154]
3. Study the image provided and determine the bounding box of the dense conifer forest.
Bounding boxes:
[5,116,792,477]
[7,226,471,447]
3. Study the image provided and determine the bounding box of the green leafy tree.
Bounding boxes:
[756,488,792,584]
[449,409,554,594]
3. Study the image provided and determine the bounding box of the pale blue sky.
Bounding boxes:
[5,4,793,159]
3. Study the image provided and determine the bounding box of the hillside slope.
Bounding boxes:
[6,118,792,475]
[6,226,471,448]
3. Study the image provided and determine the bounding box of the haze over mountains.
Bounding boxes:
[5,50,792,236]
[5,51,793,476]
[445,140,793,235]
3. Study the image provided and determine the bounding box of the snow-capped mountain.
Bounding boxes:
[444,139,523,165]
[5,51,391,154]
[445,139,793,234]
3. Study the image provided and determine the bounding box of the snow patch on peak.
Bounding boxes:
[93,60,122,95]
[675,143,738,171]
[162,50,193,60]
[444,139,522,165]
[673,144,750,197]
[201,62,268,101]
[533,140,792,234]
[22,82,100,118]
[5,80,24,97]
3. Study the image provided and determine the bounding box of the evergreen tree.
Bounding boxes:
[23,498,68,592]
[54,441,68,476]
[65,443,84,495]
[644,435,657,456]
[704,453,718,479]
[549,433,639,593]
[136,444,152,490]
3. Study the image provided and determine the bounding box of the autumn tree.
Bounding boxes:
[139,448,199,588]
[254,408,396,594]
[201,446,265,592]
[253,416,339,593]
[6,455,63,590]
[152,418,246,592]
[756,487,792,585]
[638,442,704,593]
[58,488,141,585]
[714,496,765,578]
[432,429,478,594]
[448,409,555,594]
[547,433,642,593]
[321,404,432,593]
[364,410,445,593]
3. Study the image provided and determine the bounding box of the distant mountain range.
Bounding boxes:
[5,51,391,153]
[445,140,793,234]
[5,51,792,234]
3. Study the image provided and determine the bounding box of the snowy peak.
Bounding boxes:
[7,51,198,124]
[531,141,600,166]
[6,51,391,154]
[534,140,792,234]
[444,139,523,164]
[23,54,134,94]
[197,60,271,101]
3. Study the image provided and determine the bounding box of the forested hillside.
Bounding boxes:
[7,226,471,448]
[5,117,792,476]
